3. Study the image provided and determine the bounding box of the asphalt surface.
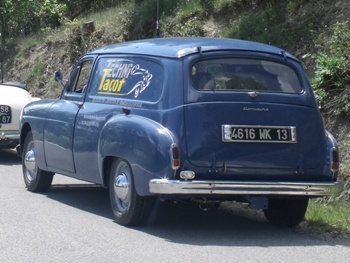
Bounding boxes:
[1,148,350,263]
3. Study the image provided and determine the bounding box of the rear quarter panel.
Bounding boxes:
[99,114,178,196]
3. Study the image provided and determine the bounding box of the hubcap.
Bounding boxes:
[112,161,133,215]
[24,149,36,182]
[114,172,129,201]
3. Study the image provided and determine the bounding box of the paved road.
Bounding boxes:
[1,148,350,263]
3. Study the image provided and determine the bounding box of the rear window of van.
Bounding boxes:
[191,58,303,93]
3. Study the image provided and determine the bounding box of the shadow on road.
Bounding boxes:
[48,183,113,220]
[0,148,21,165]
[44,181,350,248]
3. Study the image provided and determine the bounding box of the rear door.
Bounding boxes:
[184,56,325,177]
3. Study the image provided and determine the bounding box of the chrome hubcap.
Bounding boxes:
[112,161,133,214]
[24,149,36,182]
[114,172,129,201]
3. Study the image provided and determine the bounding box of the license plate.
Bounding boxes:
[222,125,297,143]
[0,105,11,124]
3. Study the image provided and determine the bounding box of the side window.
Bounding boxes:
[71,60,93,93]
[89,57,163,102]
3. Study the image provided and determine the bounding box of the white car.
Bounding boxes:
[0,82,39,149]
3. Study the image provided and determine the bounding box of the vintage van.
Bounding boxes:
[20,37,343,227]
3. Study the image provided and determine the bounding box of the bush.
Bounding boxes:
[124,0,180,40]
[312,22,350,115]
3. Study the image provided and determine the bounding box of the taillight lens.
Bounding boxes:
[331,147,339,173]
[171,143,180,170]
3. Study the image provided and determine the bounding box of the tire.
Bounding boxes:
[109,158,155,226]
[22,131,54,192]
[263,198,309,227]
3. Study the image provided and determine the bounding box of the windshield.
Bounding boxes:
[191,58,302,93]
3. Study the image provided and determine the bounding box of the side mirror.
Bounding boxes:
[54,70,63,82]
[54,70,65,89]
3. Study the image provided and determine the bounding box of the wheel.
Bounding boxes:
[22,131,54,192]
[109,158,155,226]
[263,198,309,227]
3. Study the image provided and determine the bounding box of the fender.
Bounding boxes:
[98,114,178,196]
[20,99,58,171]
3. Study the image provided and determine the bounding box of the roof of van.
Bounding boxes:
[89,37,298,60]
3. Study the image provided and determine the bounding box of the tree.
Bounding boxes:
[0,0,13,46]
[0,0,66,46]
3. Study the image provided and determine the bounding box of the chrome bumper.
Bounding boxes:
[149,179,344,197]
[0,132,19,140]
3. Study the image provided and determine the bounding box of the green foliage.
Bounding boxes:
[222,0,317,48]
[213,0,259,14]
[158,0,209,37]
[285,0,305,15]
[24,61,46,96]
[44,78,62,98]
[63,20,84,64]
[313,54,347,90]
[311,22,350,116]
[19,37,43,51]
[176,0,207,19]
[225,9,278,44]
[0,0,128,47]
[0,0,66,46]
[59,0,126,19]
[25,62,45,83]
[161,15,205,37]
[338,139,350,183]
[306,199,350,232]
[124,0,180,40]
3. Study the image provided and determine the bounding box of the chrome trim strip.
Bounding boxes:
[149,179,343,197]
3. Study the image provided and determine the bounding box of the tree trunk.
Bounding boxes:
[0,14,6,46]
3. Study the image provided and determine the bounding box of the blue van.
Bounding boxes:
[20,37,343,227]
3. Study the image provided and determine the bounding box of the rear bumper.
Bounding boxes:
[149,179,344,197]
[0,132,19,147]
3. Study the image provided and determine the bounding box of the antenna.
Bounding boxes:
[155,0,160,38]
[0,50,3,83]
[0,60,3,83]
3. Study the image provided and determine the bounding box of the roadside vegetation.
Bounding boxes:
[1,0,349,233]
[306,199,350,232]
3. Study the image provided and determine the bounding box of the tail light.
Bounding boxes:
[331,147,339,173]
[171,143,180,170]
